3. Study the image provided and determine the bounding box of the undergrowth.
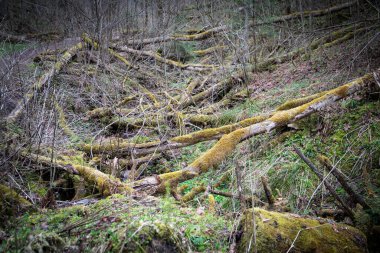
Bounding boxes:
[1,194,232,252]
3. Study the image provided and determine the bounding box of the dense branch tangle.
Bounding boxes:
[254,1,357,26]
[121,25,227,46]
[130,70,378,193]
[5,42,84,123]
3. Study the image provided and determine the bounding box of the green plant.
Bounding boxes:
[0,42,28,57]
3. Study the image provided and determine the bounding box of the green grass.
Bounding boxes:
[242,99,380,213]
[216,79,313,125]
[0,42,28,57]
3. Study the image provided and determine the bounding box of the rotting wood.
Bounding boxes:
[5,42,84,123]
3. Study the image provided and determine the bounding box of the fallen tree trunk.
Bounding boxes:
[131,70,377,193]
[116,45,216,72]
[81,84,332,157]
[254,1,357,26]
[81,114,269,156]
[23,153,133,196]
[6,42,84,123]
[0,184,32,208]
[237,208,367,253]
[254,23,364,71]
[123,25,227,46]
[81,34,135,70]
[178,67,252,109]
[193,45,227,57]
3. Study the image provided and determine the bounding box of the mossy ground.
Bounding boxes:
[1,194,232,252]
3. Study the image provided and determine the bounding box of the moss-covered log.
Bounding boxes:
[0,184,31,209]
[132,70,377,193]
[276,91,328,111]
[24,153,133,196]
[254,24,365,71]
[238,208,367,253]
[82,34,134,69]
[83,79,328,156]
[5,42,84,123]
[116,46,216,72]
[124,25,227,46]
[181,185,206,202]
[179,67,252,109]
[193,45,227,57]
[54,101,76,139]
[254,1,357,26]
[82,114,269,157]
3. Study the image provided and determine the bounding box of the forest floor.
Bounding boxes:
[1,1,380,252]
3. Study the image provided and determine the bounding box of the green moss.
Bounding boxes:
[238,208,367,253]
[26,175,48,197]
[3,194,231,252]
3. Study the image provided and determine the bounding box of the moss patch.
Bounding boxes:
[2,194,232,252]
